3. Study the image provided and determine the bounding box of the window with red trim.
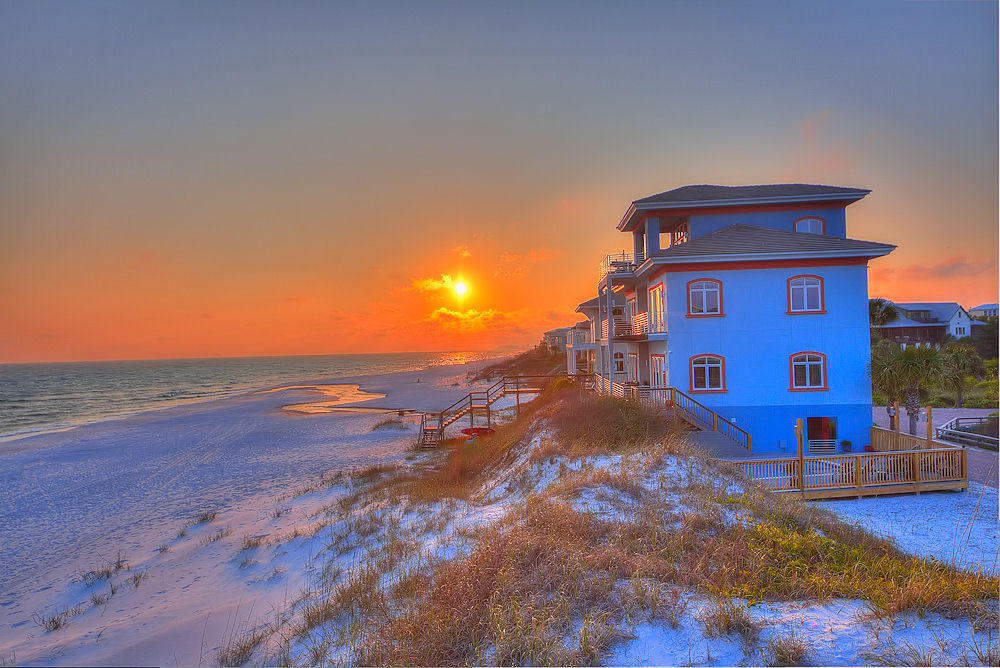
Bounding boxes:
[687,279,722,316]
[790,352,826,389]
[787,275,824,313]
[690,355,725,392]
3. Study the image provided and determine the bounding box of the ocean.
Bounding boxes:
[0,351,499,442]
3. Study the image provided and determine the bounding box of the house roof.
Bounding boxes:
[633,183,870,205]
[971,303,998,310]
[575,295,624,313]
[618,183,870,230]
[878,313,947,329]
[893,302,965,322]
[646,224,894,264]
[543,327,571,336]
[573,320,590,329]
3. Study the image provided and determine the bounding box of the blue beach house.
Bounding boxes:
[580,184,895,455]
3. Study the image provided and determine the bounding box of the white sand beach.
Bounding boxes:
[0,359,503,666]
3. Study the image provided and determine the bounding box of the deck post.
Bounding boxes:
[487,401,491,429]
[795,418,805,499]
[893,401,900,436]
[713,412,718,431]
[912,450,921,494]
[925,405,933,447]
[855,452,863,498]
[516,383,520,416]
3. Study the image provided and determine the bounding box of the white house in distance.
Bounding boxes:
[877,302,981,347]
[567,183,896,455]
[970,303,998,319]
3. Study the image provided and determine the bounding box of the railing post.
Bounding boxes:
[795,418,805,499]
[925,405,933,448]
[893,401,900,436]
[855,453,863,498]
[713,413,718,431]
[912,450,921,493]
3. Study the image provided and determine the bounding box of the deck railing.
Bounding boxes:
[599,251,642,280]
[729,447,967,499]
[870,425,947,451]
[936,416,999,449]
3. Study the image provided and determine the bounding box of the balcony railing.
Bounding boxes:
[613,312,652,337]
[568,329,592,345]
[599,251,643,280]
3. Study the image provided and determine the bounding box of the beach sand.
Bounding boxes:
[0,359,502,666]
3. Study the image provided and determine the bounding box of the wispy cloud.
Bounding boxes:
[425,307,513,332]
[411,273,461,294]
[452,245,472,259]
[870,256,997,282]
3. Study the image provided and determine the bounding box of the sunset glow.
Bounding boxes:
[0,3,995,364]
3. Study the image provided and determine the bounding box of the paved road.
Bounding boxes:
[872,407,998,488]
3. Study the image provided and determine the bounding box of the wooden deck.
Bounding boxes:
[722,428,968,500]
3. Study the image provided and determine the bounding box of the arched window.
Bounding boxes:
[689,355,725,392]
[787,275,825,313]
[790,352,827,390]
[794,217,825,234]
[687,279,723,316]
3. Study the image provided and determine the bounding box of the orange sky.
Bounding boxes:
[1,3,996,363]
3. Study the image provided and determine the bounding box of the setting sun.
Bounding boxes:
[454,281,468,297]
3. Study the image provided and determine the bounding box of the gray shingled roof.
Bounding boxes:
[650,225,894,261]
[893,302,964,323]
[634,183,869,205]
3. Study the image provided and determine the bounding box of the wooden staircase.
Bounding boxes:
[417,374,593,447]
[602,383,753,453]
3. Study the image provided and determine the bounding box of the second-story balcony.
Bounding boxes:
[599,251,644,281]
[612,311,666,339]
[567,329,595,348]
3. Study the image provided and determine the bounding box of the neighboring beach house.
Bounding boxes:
[541,327,571,354]
[877,302,980,347]
[565,320,595,374]
[970,303,999,319]
[576,183,895,455]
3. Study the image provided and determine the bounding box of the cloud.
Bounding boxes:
[453,245,472,259]
[870,256,997,283]
[411,273,460,294]
[500,251,522,263]
[527,247,561,262]
[425,307,514,333]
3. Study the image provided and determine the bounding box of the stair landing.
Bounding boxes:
[683,430,756,460]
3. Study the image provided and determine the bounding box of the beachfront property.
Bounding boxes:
[876,301,982,347]
[572,183,897,455]
[541,327,571,354]
[970,303,999,319]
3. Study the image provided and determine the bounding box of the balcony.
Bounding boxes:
[599,251,643,281]
[612,312,666,339]
[567,329,595,348]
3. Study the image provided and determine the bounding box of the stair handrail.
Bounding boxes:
[671,387,752,452]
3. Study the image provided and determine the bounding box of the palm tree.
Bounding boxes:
[869,343,944,434]
[869,340,905,424]
[941,344,983,407]
[869,298,899,343]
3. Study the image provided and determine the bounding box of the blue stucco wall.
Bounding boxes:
[689,207,847,239]
[660,263,872,452]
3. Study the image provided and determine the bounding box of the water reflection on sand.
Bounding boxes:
[264,384,388,414]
